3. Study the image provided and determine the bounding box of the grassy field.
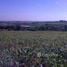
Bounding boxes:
[0,31,67,47]
[0,31,67,67]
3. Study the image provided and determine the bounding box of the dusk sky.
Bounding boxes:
[0,0,67,21]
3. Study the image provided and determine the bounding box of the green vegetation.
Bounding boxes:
[0,31,67,67]
[0,31,67,45]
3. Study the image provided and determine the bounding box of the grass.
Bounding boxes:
[0,31,67,66]
[0,31,67,49]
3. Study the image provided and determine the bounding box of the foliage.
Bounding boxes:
[0,31,67,66]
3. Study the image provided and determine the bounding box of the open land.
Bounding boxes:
[0,31,67,67]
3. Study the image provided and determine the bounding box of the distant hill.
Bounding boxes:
[0,20,67,31]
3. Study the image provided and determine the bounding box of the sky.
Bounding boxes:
[0,0,67,21]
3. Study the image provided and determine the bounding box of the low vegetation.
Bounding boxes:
[0,31,67,67]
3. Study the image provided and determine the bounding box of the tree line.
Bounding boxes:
[0,24,67,31]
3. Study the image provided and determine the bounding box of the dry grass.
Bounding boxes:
[0,31,67,67]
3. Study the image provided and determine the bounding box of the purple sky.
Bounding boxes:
[0,0,67,21]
